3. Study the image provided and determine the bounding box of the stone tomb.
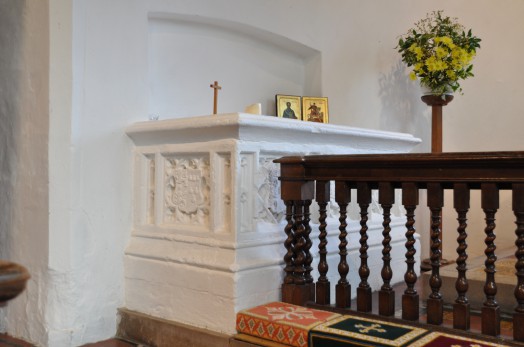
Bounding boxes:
[124,113,421,334]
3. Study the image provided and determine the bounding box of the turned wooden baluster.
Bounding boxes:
[402,183,419,321]
[481,183,500,336]
[427,183,444,325]
[282,199,312,305]
[316,181,331,305]
[282,200,295,303]
[379,182,395,316]
[513,183,524,342]
[357,182,372,312]
[303,199,315,300]
[453,183,470,330]
[335,181,351,308]
[292,201,307,285]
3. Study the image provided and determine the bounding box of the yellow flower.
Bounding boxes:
[409,71,417,80]
[408,43,424,60]
[435,46,448,59]
[440,36,454,47]
[450,48,471,67]
[436,60,448,70]
[446,70,457,80]
[425,56,436,71]
[415,48,424,60]
[425,56,448,72]
[414,63,424,72]
[451,59,462,69]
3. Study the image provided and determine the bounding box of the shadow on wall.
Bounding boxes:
[0,0,24,261]
[378,60,430,153]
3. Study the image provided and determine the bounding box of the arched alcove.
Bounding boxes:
[148,13,321,118]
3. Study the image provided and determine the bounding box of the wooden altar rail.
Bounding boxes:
[275,151,524,342]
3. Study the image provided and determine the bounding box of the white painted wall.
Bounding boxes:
[1,0,523,345]
[0,0,50,345]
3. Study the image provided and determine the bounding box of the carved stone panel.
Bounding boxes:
[255,156,285,224]
[163,154,211,227]
[239,153,255,233]
[146,155,155,225]
[212,152,232,233]
[238,153,287,233]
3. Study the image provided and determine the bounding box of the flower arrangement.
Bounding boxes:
[397,11,481,95]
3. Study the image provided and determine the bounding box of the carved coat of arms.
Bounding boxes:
[172,168,204,214]
[164,157,210,225]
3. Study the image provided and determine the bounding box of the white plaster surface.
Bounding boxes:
[1,0,524,345]
[0,1,50,345]
[124,113,420,334]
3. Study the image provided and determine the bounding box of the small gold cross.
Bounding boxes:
[354,323,386,334]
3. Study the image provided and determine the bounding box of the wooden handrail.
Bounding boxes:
[276,151,524,187]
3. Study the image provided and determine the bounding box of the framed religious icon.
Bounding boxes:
[276,95,302,120]
[302,97,329,123]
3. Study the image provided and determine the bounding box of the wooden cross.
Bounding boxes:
[210,81,222,115]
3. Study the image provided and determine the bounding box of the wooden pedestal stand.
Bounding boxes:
[420,94,454,272]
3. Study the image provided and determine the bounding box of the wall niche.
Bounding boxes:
[148,13,321,118]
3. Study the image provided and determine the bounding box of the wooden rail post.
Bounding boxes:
[453,183,471,330]
[315,181,331,305]
[402,182,419,321]
[357,182,372,312]
[279,161,314,306]
[427,183,444,325]
[481,183,500,336]
[335,181,351,308]
[379,182,395,316]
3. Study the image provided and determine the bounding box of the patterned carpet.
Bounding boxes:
[235,301,517,347]
[309,314,510,347]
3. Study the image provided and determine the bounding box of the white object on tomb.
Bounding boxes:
[124,113,421,334]
[244,103,262,115]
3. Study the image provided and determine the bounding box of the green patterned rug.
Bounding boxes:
[309,314,509,347]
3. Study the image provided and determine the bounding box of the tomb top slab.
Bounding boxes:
[126,113,421,151]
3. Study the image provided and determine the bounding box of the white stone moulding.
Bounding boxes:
[124,113,422,334]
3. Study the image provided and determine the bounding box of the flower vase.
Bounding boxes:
[420,84,453,96]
